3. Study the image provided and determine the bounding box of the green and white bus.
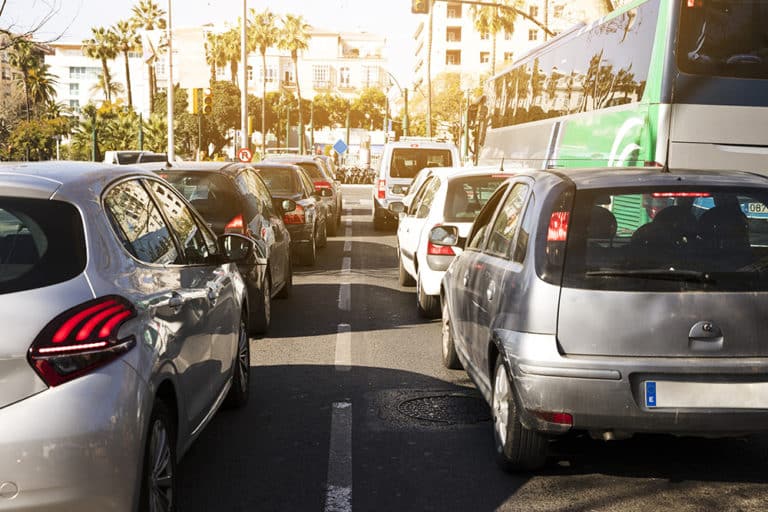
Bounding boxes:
[472,0,768,173]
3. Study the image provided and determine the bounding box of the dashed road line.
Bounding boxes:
[335,324,352,371]
[324,402,352,512]
[341,257,351,273]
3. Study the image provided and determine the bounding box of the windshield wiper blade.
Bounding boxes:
[585,269,716,283]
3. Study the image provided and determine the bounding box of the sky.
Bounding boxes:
[1,0,418,83]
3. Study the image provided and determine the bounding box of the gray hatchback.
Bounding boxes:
[0,162,252,510]
[439,168,768,470]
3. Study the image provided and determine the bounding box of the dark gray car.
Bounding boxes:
[440,168,768,471]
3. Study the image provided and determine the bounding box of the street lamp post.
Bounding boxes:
[383,70,408,138]
[166,0,174,162]
[240,0,248,152]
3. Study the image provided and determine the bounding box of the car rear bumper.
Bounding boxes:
[0,360,147,511]
[497,329,768,437]
[372,197,404,222]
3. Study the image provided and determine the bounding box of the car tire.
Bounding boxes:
[416,272,440,318]
[327,209,338,236]
[276,257,293,299]
[140,400,177,512]
[492,357,547,472]
[441,297,462,370]
[226,314,251,408]
[373,214,386,231]
[318,220,328,248]
[398,252,416,287]
[249,275,271,335]
[301,232,317,266]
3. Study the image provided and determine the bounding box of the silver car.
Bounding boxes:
[440,168,768,471]
[0,162,252,510]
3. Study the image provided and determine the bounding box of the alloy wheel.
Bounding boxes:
[493,364,511,448]
[148,418,174,512]
[237,318,249,394]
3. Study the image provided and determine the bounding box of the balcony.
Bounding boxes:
[313,80,332,90]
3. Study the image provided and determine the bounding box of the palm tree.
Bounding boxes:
[205,32,227,84]
[223,28,241,84]
[90,71,126,104]
[471,1,519,77]
[131,0,167,111]
[249,8,279,156]
[8,39,38,121]
[26,62,58,117]
[83,27,119,103]
[112,20,141,110]
[278,14,311,153]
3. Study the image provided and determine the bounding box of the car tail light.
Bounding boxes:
[28,296,137,387]
[547,211,570,242]
[651,192,710,198]
[284,203,306,224]
[225,214,246,234]
[377,179,386,200]
[534,411,573,426]
[427,242,455,256]
[315,180,332,191]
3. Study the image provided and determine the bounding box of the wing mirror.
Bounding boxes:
[281,199,297,213]
[318,188,333,198]
[218,233,255,263]
[429,225,459,247]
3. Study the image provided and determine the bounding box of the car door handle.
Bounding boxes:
[168,292,184,310]
[463,271,469,287]
[207,286,219,304]
[486,281,496,302]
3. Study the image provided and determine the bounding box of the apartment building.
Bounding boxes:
[412,0,575,92]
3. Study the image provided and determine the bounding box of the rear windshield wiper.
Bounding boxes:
[585,268,716,283]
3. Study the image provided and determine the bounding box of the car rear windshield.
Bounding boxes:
[561,186,768,291]
[390,149,453,178]
[256,167,300,195]
[444,175,505,222]
[0,198,86,294]
[160,172,240,225]
[295,162,325,181]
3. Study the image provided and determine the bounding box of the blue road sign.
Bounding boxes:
[333,139,348,155]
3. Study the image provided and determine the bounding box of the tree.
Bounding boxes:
[471,1,519,77]
[131,0,167,112]
[312,93,348,128]
[249,8,279,156]
[205,32,227,84]
[278,14,311,152]
[90,71,125,104]
[83,27,119,103]
[112,20,141,110]
[222,28,242,84]
[26,62,58,118]
[350,88,387,129]
[8,40,39,121]
[0,1,63,50]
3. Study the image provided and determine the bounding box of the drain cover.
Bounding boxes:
[397,394,490,425]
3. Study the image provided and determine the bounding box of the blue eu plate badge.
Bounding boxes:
[645,381,657,408]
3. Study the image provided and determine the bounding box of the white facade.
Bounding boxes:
[45,43,151,117]
[413,1,576,91]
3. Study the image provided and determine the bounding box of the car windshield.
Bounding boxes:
[562,185,768,291]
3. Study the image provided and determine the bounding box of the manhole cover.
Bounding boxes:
[397,394,490,425]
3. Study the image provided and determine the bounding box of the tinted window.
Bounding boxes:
[390,149,454,178]
[234,170,264,218]
[148,181,212,265]
[298,171,315,196]
[0,198,86,294]
[486,184,529,257]
[161,172,240,232]
[416,178,441,219]
[296,162,325,181]
[105,180,178,265]
[467,183,510,250]
[678,0,768,79]
[444,175,505,221]
[562,185,768,291]
[257,167,300,195]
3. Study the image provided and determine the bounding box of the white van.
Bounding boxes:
[371,138,459,230]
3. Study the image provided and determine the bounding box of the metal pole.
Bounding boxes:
[138,112,144,150]
[241,0,248,151]
[310,101,314,153]
[286,107,290,148]
[403,89,409,137]
[462,90,470,163]
[345,107,350,165]
[166,0,175,162]
[91,111,97,162]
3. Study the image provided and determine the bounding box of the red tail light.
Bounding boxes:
[651,192,710,198]
[283,203,306,224]
[534,411,573,426]
[377,179,386,200]
[547,211,570,242]
[225,214,246,234]
[315,180,332,190]
[427,241,456,256]
[28,296,137,387]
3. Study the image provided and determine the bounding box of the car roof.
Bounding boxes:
[387,139,458,150]
[155,161,247,174]
[442,166,510,182]
[263,155,319,164]
[540,167,768,189]
[252,162,303,172]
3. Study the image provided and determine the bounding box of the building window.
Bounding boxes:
[447,3,462,18]
[260,66,277,83]
[480,52,490,64]
[247,65,253,82]
[283,69,294,84]
[480,31,489,40]
[504,30,513,41]
[529,5,539,18]
[69,83,79,96]
[554,5,564,18]
[313,64,330,88]
[446,27,462,42]
[504,52,514,62]
[216,66,227,79]
[528,29,538,41]
[1,68,10,80]
[69,66,86,79]
[128,51,142,59]
[363,66,379,87]
[446,50,461,65]
[339,66,351,87]
[69,99,80,112]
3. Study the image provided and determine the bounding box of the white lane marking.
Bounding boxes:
[338,283,350,311]
[335,324,352,371]
[345,218,353,227]
[342,257,351,274]
[345,227,352,237]
[324,402,352,512]
[344,240,352,252]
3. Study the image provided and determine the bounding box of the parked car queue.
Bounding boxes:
[394,161,768,472]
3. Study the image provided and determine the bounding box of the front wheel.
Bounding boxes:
[226,315,251,408]
[441,298,462,369]
[140,400,177,512]
[300,232,317,266]
[492,357,547,471]
[416,273,440,318]
[398,251,416,287]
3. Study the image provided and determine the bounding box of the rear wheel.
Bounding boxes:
[226,315,251,408]
[249,275,271,335]
[140,400,177,512]
[398,251,416,287]
[441,298,462,369]
[327,208,338,236]
[301,231,317,265]
[416,272,440,318]
[492,357,547,471]
[318,220,328,248]
[276,257,293,299]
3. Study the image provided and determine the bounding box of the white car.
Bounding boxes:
[397,166,506,317]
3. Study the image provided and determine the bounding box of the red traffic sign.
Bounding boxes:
[237,147,253,163]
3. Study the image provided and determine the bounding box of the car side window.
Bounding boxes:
[104,179,179,265]
[247,170,277,216]
[299,171,315,198]
[235,170,263,218]
[147,180,211,265]
[486,183,530,258]
[416,178,441,219]
[467,183,510,251]
[511,193,535,263]
[408,177,433,215]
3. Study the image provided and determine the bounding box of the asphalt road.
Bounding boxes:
[178,184,768,512]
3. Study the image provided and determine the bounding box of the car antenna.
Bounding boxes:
[499,157,505,173]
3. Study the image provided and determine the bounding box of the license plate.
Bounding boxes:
[645,380,768,409]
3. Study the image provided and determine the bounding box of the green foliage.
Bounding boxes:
[350,88,386,129]
[4,119,68,161]
[312,93,348,128]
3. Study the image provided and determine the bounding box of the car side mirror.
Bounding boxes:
[319,188,333,198]
[218,233,254,263]
[281,199,297,213]
[429,225,459,247]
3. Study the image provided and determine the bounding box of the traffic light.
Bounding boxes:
[189,88,199,114]
[203,88,213,115]
[411,0,429,14]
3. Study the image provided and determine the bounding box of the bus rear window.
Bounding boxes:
[678,0,768,79]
